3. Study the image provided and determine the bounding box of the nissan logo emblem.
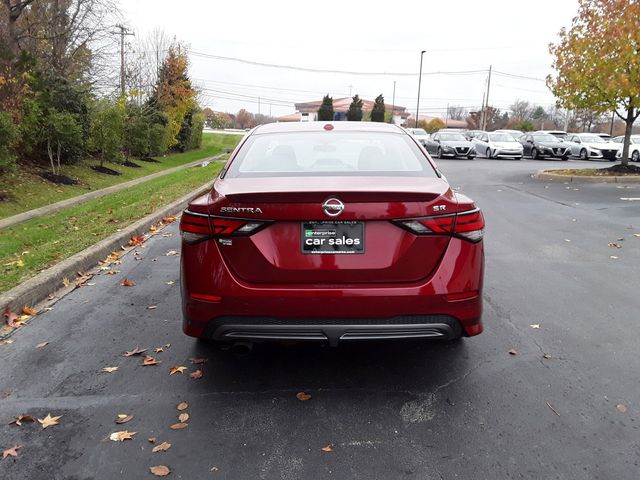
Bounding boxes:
[322,198,344,217]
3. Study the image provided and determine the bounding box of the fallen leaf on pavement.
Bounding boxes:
[165,281,174,285]
[123,347,147,357]
[296,391,312,401]
[608,242,622,248]
[633,233,640,238]
[563,239,571,243]
[22,306,37,316]
[508,349,518,356]
[154,347,163,353]
[170,422,188,430]
[610,256,619,260]
[38,413,62,429]
[102,366,118,373]
[148,437,156,443]
[152,442,171,453]
[190,369,203,379]
[35,342,48,349]
[0,339,15,345]
[128,235,144,246]
[162,216,177,224]
[546,401,560,416]
[10,415,35,426]
[529,324,540,329]
[177,402,188,411]
[150,465,171,476]
[62,277,70,287]
[321,444,334,452]
[3,306,20,328]
[169,366,186,375]
[121,278,136,287]
[109,430,136,442]
[115,414,133,424]
[178,413,189,423]
[142,355,161,366]
[616,404,627,413]
[165,250,179,256]
[189,357,208,364]
[2,445,21,459]
[147,305,157,310]
[543,354,552,359]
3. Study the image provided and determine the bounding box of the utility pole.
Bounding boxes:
[348,84,353,97]
[482,65,492,130]
[480,90,486,130]
[114,24,135,97]
[445,102,450,127]
[416,50,426,128]
[258,96,261,115]
[391,80,396,124]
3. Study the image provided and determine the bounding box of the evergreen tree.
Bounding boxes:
[317,94,334,121]
[346,95,363,121]
[371,94,385,122]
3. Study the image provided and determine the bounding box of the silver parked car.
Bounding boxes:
[566,133,621,161]
[613,135,640,162]
[472,132,524,159]
[424,131,477,159]
[406,128,430,147]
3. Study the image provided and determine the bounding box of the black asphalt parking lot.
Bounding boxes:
[1,157,639,479]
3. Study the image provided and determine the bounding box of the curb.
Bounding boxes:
[0,153,225,230]
[0,181,213,320]
[534,170,640,183]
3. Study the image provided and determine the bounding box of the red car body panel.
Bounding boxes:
[180,122,484,345]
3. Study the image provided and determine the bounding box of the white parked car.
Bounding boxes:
[494,129,524,141]
[566,133,621,161]
[472,132,524,159]
[613,135,640,162]
[406,128,430,147]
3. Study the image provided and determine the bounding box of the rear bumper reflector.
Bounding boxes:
[190,293,222,303]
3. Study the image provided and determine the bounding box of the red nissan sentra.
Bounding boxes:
[180,122,484,346]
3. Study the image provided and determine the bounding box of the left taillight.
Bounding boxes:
[180,210,267,244]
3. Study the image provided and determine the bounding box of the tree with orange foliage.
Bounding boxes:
[548,0,640,166]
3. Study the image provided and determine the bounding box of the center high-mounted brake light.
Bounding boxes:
[394,208,485,243]
[179,210,267,244]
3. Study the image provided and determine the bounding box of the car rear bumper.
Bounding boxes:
[203,315,463,347]
[181,237,484,343]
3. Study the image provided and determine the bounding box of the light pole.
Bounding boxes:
[415,50,426,128]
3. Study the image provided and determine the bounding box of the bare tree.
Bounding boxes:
[509,99,532,122]
[446,105,466,121]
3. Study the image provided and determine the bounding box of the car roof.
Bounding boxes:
[534,130,566,134]
[252,121,404,135]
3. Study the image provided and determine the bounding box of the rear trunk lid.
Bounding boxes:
[209,176,456,285]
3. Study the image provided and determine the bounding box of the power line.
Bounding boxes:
[190,50,488,77]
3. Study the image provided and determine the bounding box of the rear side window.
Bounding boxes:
[225,132,438,178]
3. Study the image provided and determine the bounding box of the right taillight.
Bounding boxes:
[394,208,484,243]
[453,208,485,243]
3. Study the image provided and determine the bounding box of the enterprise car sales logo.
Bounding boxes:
[220,207,263,214]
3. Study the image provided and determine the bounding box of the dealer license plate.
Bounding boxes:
[301,221,365,255]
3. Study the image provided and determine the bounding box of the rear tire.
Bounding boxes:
[437,147,442,159]
[531,148,539,160]
[580,149,588,160]
[633,150,640,162]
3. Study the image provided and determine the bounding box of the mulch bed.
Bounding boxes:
[139,157,160,163]
[91,165,122,176]
[122,160,141,168]
[39,172,79,185]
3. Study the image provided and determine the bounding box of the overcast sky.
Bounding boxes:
[121,0,579,118]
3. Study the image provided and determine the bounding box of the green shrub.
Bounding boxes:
[188,111,204,150]
[0,112,18,173]
[148,123,168,156]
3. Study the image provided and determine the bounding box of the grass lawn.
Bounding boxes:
[0,160,224,294]
[0,132,240,219]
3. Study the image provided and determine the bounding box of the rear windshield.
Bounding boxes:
[225,132,438,178]
[488,133,515,142]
